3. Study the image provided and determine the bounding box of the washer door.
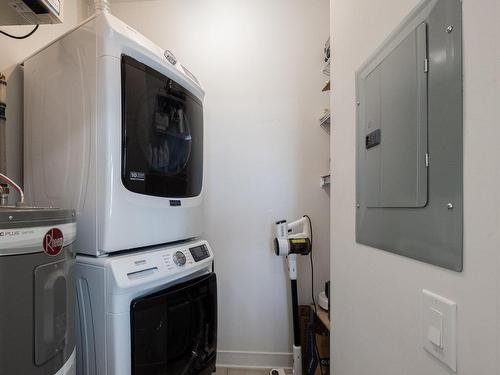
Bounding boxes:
[130,273,217,375]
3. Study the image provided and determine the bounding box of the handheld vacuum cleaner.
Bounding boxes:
[271,216,312,375]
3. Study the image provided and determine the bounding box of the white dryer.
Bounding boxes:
[75,239,217,375]
[24,12,205,256]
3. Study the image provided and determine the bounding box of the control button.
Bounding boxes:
[173,251,186,266]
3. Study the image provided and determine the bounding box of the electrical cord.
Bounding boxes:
[303,214,325,375]
[0,173,24,204]
[0,24,39,39]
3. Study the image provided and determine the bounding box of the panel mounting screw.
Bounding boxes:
[356,203,360,208]
[356,101,360,106]
[8,215,13,221]
[446,25,453,33]
[447,203,454,209]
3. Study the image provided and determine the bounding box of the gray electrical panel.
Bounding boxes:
[356,0,462,271]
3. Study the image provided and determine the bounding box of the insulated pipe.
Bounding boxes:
[0,74,6,175]
[94,0,110,13]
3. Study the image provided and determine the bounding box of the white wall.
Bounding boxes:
[0,0,89,195]
[111,0,330,367]
[330,0,500,374]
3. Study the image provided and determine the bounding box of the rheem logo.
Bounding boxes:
[43,228,64,256]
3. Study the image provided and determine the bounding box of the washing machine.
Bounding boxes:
[75,239,217,375]
[0,207,77,375]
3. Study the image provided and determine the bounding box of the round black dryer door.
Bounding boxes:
[121,55,204,199]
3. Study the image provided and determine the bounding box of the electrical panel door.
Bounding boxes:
[363,24,428,208]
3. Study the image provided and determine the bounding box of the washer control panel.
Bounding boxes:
[106,240,213,290]
[189,244,210,262]
[160,242,212,271]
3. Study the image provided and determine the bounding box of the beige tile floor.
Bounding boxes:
[215,368,266,375]
[215,368,292,375]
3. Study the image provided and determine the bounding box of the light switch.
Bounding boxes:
[427,307,443,348]
[422,290,457,372]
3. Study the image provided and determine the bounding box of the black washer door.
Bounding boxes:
[131,273,217,375]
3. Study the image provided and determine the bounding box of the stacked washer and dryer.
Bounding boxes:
[24,10,216,375]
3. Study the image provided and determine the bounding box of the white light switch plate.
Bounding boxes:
[422,289,457,372]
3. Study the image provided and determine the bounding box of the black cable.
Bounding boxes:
[303,214,325,375]
[0,24,39,39]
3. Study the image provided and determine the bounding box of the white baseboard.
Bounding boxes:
[217,350,293,369]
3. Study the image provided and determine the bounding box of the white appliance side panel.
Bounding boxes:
[24,19,98,253]
[75,263,107,375]
[107,312,131,375]
[94,55,204,255]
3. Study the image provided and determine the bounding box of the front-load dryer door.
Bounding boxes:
[121,55,203,199]
[130,273,217,375]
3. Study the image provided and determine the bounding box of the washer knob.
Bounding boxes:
[173,251,186,266]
